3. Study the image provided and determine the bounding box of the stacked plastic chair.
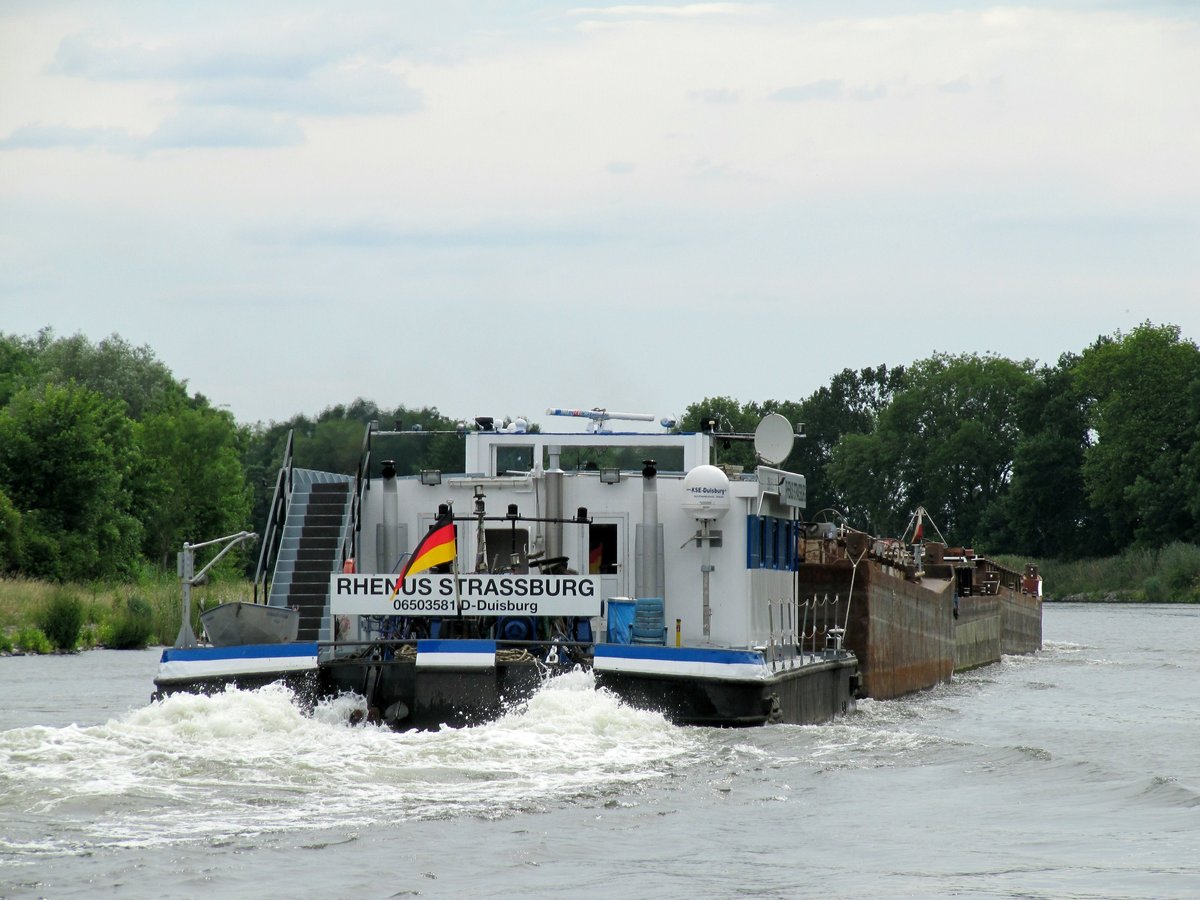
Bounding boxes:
[630,597,666,645]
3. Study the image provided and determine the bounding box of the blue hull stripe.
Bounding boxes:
[594,644,769,681]
[157,642,319,682]
[160,642,319,663]
[596,645,763,665]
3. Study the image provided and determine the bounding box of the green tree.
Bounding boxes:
[0,382,142,579]
[1076,322,1200,547]
[299,416,366,475]
[32,330,185,419]
[981,354,1108,559]
[0,487,22,573]
[0,333,37,408]
[1182,379,1200,532]
[824,428,906,534]
[243,419,299,535]
[281,401,469,478]
[795,365,906,515]
[137,404,252,568]
[828,353,1034,542]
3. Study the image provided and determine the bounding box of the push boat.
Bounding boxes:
[154,410,861,728]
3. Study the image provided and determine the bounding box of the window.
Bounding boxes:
[496,445,534,474]
[549,446,686,473]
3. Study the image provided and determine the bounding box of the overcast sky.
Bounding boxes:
[2,1,1197,431]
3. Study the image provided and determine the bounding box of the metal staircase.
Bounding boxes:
[266,469,353,641]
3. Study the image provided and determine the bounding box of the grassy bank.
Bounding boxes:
[0,574,254,654]
[996,541,1200,602]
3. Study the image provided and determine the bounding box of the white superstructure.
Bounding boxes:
[353,422,806,650]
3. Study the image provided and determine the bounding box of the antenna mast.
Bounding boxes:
[546,407,658,433]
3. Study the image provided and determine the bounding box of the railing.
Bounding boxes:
[766,598,796,671]
[794,593,846,663]
[340,421,375,569]
[765,594,851,673]
[252,429,295,604]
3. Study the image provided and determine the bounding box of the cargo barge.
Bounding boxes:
[794,524,1042,700]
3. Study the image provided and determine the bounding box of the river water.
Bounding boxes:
[1,603,1197,899]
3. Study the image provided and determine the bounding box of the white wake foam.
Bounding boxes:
[0,670,702,853]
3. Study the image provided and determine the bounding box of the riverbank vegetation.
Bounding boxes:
[0,574,250,654]
[997,542,1200,603]
[1,321,1199,647]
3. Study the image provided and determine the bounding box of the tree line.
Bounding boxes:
[1,323,1198,582]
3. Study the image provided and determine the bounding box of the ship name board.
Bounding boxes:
[330,574,602,617]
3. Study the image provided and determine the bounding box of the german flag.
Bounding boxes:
[390,512,456,598]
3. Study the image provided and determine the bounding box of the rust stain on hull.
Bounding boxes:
[796,538,1043,701]
[797,559,954,700]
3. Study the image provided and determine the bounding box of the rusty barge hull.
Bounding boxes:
[796,540,1043,700]
[797,560,953,700]
[1000,588,1042,656]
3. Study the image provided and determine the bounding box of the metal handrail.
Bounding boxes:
[340,421,375,568]
[252,429,294,603]
[796,593,847,657]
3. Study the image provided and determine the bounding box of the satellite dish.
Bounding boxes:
[754,413,795,465]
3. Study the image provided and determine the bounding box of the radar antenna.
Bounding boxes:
[546,407,659,433]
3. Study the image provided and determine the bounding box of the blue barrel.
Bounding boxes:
[606,599,635,644]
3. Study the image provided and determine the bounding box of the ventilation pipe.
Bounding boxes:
[377,459,399,572]
[639,459,658,598]
[546,445,563,562]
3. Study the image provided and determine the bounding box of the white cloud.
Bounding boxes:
[145,109,305,149]
[0,123,131,150]
[178,65,422,117]
[0,4,1197,423]
[7,6,1199,203]
[1,18,422,152]
[50,31,315,80]
[46,22,397,82]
